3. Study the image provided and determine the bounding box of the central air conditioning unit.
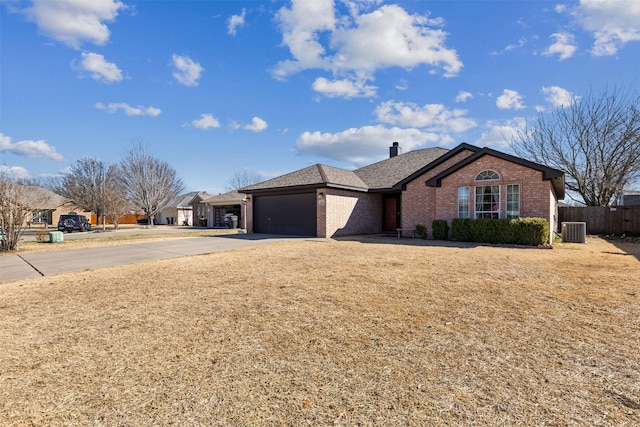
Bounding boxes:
[562,222,587,243]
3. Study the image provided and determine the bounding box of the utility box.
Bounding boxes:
[48,231,64,243]
[561,222,586,243]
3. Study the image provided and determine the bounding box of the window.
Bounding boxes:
[475,170,499,181]
[32,211,47,223]
[475,185,500,219]
[458,187,470,218]
[506,184,520,218]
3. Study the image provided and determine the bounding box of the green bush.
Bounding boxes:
[451,217,549,246]
[432,219,449,240]
[451,218,473,242]
[415,223,428,239]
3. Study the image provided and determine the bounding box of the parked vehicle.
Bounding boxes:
[57,215,92,233]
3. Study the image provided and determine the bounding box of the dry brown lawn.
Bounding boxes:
[1,236,639,426]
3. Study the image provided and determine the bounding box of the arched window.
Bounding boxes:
[475,170,500,181]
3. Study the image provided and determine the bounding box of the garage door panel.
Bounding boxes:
[254,193,316,236]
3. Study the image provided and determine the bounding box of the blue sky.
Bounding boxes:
[1,0,639,194]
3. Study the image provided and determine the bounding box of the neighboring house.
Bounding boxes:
[239,142,565,243]
[619,191,640,206]
[23,186,91,227]
[157,191,204,226]
[202,190,246,228]
[190,192,216,227]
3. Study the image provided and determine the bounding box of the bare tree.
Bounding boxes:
[104,164,132,229]
[0,173,34,251]
[118,143,184,226]
[225,170,262,191]
[512,86,640,206]
[52,157,110,226]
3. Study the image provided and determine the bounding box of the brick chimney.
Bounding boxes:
[390,141,402,158]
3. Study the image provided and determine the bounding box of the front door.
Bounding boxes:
[383,197,399,231]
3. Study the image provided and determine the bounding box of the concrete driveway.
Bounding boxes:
[0,234,311,283]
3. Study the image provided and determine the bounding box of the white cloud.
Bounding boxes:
[23,0,125,48]
[273,0,336,78]
[572,0,640,56]
[228,8,246,36]
[191,114,221,129]
[543,32,577,60]
[171,54,204,87]
[244,117,268,132]
[374,100,476,133]
[475,118,526,149]
[95,102,161,116]
[331,5,462,76]
[0,133,64,161]
[312,77,377,98]
[273,1,462,85]
[541,86,579,108]
[296,125,451,165]
[490,37,528,55]
[455,91,473,103]
[77,52,123,83]
[0,165,31,179]
[496,89,525,110]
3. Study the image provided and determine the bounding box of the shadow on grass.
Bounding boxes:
[333,234,483,249]
[334,234,564,251]
[600,235,640,262]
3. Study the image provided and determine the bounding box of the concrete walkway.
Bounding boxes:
[0,234,310,283]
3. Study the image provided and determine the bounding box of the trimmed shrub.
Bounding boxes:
[432,219,449,240]
[451,217,549,246]
[415,223,428,239]
[451,218,473,242]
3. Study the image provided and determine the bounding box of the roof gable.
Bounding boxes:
[425,146,566,199]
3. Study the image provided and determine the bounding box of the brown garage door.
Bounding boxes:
[253,193,317,236]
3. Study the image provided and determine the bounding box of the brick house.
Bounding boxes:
[239,143,565,243]
[23,186,91,228]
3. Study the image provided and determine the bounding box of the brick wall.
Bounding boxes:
[402,150,474,235]
[431,155,557,242]
[245,196,254,233]
[323,189,382,237]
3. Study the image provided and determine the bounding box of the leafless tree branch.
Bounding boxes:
[512,86,640,206]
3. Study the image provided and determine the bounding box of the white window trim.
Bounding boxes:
[457,187,470,218]
[474,185,500,219]
[506,184,520,218]
[475,170,500,182]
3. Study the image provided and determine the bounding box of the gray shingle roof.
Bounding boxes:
[23,186,68,209]
[354,147,449,189]
[203,190,246,205]
[237,143,566,199]
[239,147,450,193]
[240,164,368,192]
[167,191,202,208]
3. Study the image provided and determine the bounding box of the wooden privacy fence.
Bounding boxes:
[90,213,146,225]
[558,206,640,235]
